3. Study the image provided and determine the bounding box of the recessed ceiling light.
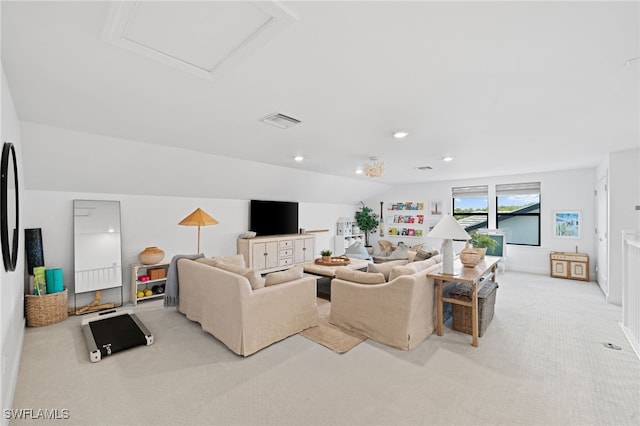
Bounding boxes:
[294,155,304,162]
[355,169,363,174]
[393,130,410,139]
[442,156,454,162]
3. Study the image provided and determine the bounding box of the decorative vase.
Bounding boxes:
[460,242,480,267]
[322,255,332,263]
[138,247,165,265]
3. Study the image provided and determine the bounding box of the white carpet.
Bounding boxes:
[10,271,640,425]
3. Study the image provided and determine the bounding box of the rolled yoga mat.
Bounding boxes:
[45,268,64,294]
[25,228,45,275]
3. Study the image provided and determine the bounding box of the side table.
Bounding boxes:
[427,256,501,347]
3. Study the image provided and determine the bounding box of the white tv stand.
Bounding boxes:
[237,234,315,274]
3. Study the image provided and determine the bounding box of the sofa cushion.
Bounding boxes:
[265,265,303,287]
[335,267,385,285]
[389,256,441,281]
[215,261,265,290]
[344,241,372,260]
[413,249,439,262]
[196,254,246,268]
[367,259,408,281]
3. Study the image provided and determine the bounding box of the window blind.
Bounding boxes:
[452,185,488,197]
[496,182,540,196]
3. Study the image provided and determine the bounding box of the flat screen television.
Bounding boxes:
[250,200,299,236]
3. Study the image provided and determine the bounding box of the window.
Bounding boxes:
[496,182,540,246]
[452,185,489,234]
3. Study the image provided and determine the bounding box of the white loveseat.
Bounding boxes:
[177,258,318,356]
[329,255,442,350]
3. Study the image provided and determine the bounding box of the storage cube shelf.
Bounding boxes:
[130,262,170,306]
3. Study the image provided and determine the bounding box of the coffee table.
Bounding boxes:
[302,258,371,300]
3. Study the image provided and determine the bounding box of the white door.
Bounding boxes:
[596,175,608,295]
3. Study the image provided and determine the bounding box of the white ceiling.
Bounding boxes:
[2,1,639,185]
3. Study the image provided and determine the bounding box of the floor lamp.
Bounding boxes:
[426,214,470,275]
[178,208,219,254]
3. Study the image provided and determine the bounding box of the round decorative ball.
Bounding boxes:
[138,247,165,265]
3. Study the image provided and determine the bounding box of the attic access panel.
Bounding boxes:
[102,1,297,80]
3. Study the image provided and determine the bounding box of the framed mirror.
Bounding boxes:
[1,142,19,272]
[73,200,123,294]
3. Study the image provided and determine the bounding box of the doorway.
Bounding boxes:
[596,175,608,296]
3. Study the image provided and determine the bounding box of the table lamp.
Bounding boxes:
[178,208,219,254]
[426,214,471,275]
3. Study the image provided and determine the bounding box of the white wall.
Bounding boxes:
[363,168,596,276]
[24,190,359,306]
[606,148,640,305]
[20,121,389,205]
[0,65,25,426]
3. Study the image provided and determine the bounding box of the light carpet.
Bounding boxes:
[299,299,367,353]
[9,271,640,425]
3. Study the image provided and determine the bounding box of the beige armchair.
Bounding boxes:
[329,256,442,350]
[377,240,396,256]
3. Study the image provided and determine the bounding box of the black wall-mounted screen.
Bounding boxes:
[250,200,299,236]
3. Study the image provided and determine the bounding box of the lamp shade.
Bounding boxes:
[178,208,219,254]
[426,214,471,241]
[178,208,219,227]
[426,214,470,275]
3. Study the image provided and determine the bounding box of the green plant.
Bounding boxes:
[320,249,332,257]
[354,202,379,246]
[470,233,498,251]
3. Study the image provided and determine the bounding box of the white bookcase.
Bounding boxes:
[334,234,365,255]
[130,261,169,306]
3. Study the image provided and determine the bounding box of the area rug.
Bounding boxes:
[299,299,367,353]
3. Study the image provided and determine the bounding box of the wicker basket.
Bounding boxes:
[25,289,68,327]
[450,281,498,337]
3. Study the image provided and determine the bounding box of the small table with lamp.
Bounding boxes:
[427,256,501,347]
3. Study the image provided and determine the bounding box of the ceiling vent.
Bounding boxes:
[416,166,433,171]
[260,113,301,129]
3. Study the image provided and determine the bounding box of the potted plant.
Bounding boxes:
[320,249,332,263]
[470,233,498,258]
[354,202,379,252]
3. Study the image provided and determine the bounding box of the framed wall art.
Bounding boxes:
[430,200,442,216]
[553,211,581,239]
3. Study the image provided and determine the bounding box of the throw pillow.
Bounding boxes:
[413,249,439,262]
[344,241,372,260]
[195,257,219,267]
[215,261,265,290]
[388,256,441,281]
[367,259,408,281]
[210,254,246,267]
[335,267,385,285]
[386,242,410,260]
[265,265,304,286]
